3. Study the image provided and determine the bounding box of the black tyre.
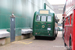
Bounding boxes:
[35,36,39,39]
[69,38,72,50]
[64,39,67,47]
[55,34,57,37]
[64,42,67,47]
[52,36,56,40]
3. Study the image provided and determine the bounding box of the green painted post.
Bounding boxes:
[44,3,46,9]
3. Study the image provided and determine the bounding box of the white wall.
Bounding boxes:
[57,14,62,23]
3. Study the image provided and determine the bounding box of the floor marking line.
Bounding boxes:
[11,41,32,44]
[18,41,32,44]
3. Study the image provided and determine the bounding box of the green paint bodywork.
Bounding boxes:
[33,9,56,37]
[0,0,46,37]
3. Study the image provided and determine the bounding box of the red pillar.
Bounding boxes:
[73,9,75,50]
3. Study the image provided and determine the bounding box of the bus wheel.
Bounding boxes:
[35,36,39,39]
[53,36,56,40]
[64,38,67,47]
[69,38,72,50]
[55,34,57,37]
[64,42,67,47]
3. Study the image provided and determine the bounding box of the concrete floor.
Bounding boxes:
[0,31,67,50]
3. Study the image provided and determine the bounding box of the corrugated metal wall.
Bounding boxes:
[0,0,46,36]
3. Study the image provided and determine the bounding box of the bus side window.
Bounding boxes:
[68,17,70,25]
[71,15,73,25]
[65,18,66,25]
[64,19,65,24]
[66,18,68,25]
[36,15,40,21]
[70,15,71,25]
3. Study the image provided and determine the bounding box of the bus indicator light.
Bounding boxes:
[36,33,37,34]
